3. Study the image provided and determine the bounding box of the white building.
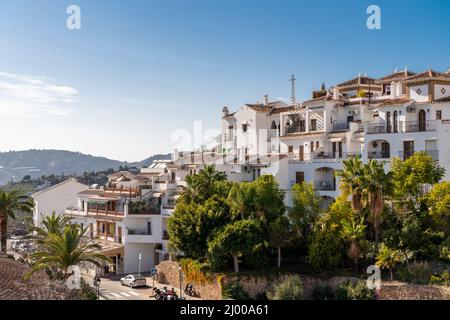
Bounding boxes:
[31,178,88,228]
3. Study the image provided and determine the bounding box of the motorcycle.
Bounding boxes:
[184,283,194,297]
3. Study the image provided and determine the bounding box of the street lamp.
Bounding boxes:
[93,275,101,300]
[178,266,183,299]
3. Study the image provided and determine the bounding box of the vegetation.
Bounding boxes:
[222,282,250,300]
[0,190,33,253]
[267,275,303,300]
[26,214,110,280]
[335,280,375,300]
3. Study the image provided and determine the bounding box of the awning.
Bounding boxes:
[97,240,124,256]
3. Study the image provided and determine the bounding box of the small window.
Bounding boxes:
[288,145,293,153]
[436,110,442,120]
[316,141,320,149]
[242,124,248,132]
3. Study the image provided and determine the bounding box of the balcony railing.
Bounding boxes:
[286,125,306,134]
[332,123,350,131]
[368,151,391,159]
[398,150,439,161]
[127,229,152,236]
[314,180,336,191]
[367,120,436,134]
[313,152,362,160]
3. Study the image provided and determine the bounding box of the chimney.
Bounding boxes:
[263,94,269,106]
[222,106,229,117]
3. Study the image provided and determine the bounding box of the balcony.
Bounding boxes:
[124,229,160,243]
[398,150,439,161]
[367,120,436,134]
[331,123,350,131]
[368,151,391,159]
[314,180,336,191]
[286,124,306,134]
[313,152,362,161]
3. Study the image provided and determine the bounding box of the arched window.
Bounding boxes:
[393,111,398,133]
[310,141,314,153]
[386,112,391,133]
[316,141,320,149]
[271,121,278,137]
[271,121,277,129]
[419,110,426,132]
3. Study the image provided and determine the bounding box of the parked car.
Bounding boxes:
[120,274,147,288]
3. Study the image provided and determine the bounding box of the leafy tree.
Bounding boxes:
[0,190,33,253]
[183,165,227,203]
[26,224,110,280]
[335,280,375,300]
[208,219,263,273]
[362,159,393,243]
[391,152,445,212]
[268,216,291,268]
[227,182,256,219]
[253,175,285,223]
[222,283,250,300]
[376,243,404,280]
[335,157,365,215]
[267,275,303,300]
[288,182,321,244]
[427,181,450,233]
[168,196,234,260]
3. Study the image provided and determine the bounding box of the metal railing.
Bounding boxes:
[332,123,350,131]
[368,151,391,159]
[313,152,362,160]
[367,120,436,134]
[314,180,336,191]
[127,229,152,236]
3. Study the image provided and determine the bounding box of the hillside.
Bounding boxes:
[0,150,171,185]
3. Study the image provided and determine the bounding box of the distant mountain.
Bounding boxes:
[0,149,171,185]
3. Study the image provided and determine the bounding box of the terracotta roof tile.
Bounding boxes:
[336,76,377,87]
[376,70,416,83]
[404,70,450,82]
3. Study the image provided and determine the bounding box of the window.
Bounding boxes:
[242,124,248,132]
[347,115,354,123]
[316,141,320,149]
[403,141,414,160]
[436,110,442,120]
[383,84,391,95]
[310,141,314,153]
[393,111,398,133]
[386,112,391,133]
[295,172,305,185]
[311,119,317,131]
[288,145,293,153]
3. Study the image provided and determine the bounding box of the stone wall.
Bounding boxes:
[156,260,223,300]
[156,261,450,300]
[379,283,450,300]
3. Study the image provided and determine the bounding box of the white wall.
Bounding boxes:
[124,243,156,274]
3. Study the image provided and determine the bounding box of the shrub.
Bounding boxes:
[399,261,433,284]
[267,275,303,300]
[335,280,375,300]
[308,229,345,271]
[430,270,450,286]
[311,284,335,300]
[222,283,250,300]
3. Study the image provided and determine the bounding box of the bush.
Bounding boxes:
[397,261,433,284]
[311,284,335,300]
[222,283,250,300]
[267,275,303,300]
[308,229,345,271]
[430,270,450,286]
[335,280,375,300]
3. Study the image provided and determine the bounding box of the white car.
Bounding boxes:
[120,274,147,288]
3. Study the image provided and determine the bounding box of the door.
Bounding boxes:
[338,141,343,158]
[311,119,317,131]
[381,142,390,158]
[419,110,426,132]
[117,227,122,243]
[296,172,304,185]
[147,222,152,235]
[299,145,304,161]
[403,141,414,160]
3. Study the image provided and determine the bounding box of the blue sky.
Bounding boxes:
[0,0,449,161]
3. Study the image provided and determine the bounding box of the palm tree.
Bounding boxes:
[340,216,367,270]
[0,190,33,254]
[227,182,256,219]
[335,157,365,216]
[26,212,73,244]
[363,160,393,243]
[376,243,403,280]
[26,224,110,280]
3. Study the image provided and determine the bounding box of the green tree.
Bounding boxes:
[208,219,263,273]
[0,190,33,253]
[376,243,404,280]
[427,181,450,232]
[26,224,110,280]
[363,159,393,243]
[268,216,291,268]
[288,182,321,244]
[391,152,445,212]
[28,212,73,242]
[335,157,365,215]
[183,165,227,203]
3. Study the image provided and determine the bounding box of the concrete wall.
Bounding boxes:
[124,243,156,274]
